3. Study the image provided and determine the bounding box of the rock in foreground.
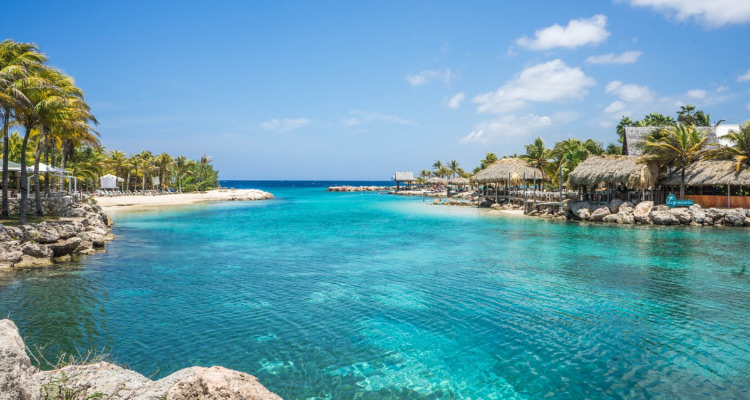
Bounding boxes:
[0,319,282,400]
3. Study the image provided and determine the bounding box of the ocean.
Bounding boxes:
[1,180,749,399]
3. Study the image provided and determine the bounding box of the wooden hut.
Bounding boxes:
[660,160,750,208]
[448,177,470,187]
[473,158,544,204]
[425,177,447,186]
[392,171,416,191]
[568,155,660,203]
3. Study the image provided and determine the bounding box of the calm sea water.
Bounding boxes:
[2,180,750,399]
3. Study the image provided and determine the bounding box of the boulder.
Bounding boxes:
[653,204,670,212]
[706,208,725,222]
[689,205,706,224]
[618,202,635,214]
[52,223,79,240]
[0,226,12,242]
[652,210,680,225]
[21,242,53,259]
[163,366,283,400]
[47,237,82,257]
[633,201,654,224]
[4,226,27,242]
[590,206,610,222]
[618,212,635,224]
[561,199,573,211]
[725,209,746,226]
[0,241,23,266]
[571,201,592,220]
[608,198,624,214]
[745,217,750,227]
[672,208,693,224]
[0,320,40,400]
[602,214,622,224]
[33,224,60,244]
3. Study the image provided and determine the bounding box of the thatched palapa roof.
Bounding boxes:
[425,177,447,185]
[393,171,415,182]
[448,177,470,186]
[472,158,544,184]
[660,160,750,186]
[569,155,659,190]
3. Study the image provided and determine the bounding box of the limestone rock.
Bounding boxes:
[571,201,592,220]
[34,224,60,244]
[561,199,573,211]
[0,320,40,400]
[590,206,610,222]
[652,210,679,225]
[36,362,151,399]
[163,366,282,400]
[690,205,706,224]
[21,242,53,259]
[608,198,624,214]
[602,214,622,224]
[672,208,693,224]
[633,201,654,224]
[53,223,79,239]
[618,202,635,214]
[706,208,725,222]
[653,204,670,212]
[725,209,746,226]
[47,237,82,257]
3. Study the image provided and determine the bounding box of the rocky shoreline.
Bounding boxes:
[0,201,115,269]
[527,199,750,227]
[0,319,281,400]
[327,185,392,192]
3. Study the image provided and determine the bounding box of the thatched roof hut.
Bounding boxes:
[660,160,750,186]
[393,171,415,182]
[569,155,659,190]
[472,158,544,185]
[448,177,470,186]
[425,177,447,185]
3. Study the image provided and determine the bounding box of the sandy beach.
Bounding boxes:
[95,189,274,212]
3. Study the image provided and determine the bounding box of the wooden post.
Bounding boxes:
[523,173,527,212]
[507,172,511,204]
[559,167,563,211]
[533,172,537,206]
[494,183,498,203]
[728,184,731,208]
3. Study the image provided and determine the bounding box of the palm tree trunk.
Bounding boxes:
[1,109,11,218]
[126,170,130,191]
[44,131,51,197]
[19,125,32,223]
[178,175,182,193]
[59,140,68,191]
[680,163,686,200]
[33,125,45,216]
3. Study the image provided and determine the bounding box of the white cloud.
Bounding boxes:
[473,59,595,113]
[259,118,310,133]
[686,89,707,99]
[716,85,729,92]
[406,68,452,86]
[747,103,750,111]
[624,0,750,27]
[460,114,552,144]
[446,92,465,109]
[604,100,628,113]
[585,50,642,64]
[343,110,415,127]
[515,15,610,50]
[738,69,750,82]
[605,80,656,102]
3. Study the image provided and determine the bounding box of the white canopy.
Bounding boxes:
[26,162,67,174]
[100,174,124,189]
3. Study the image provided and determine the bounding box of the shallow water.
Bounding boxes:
[2,181,750,399]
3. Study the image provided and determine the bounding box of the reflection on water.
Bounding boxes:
[2,184,750,399]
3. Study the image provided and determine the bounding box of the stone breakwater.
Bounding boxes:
[327,186,393,192]
[0,201,115,269]
[0,319,281,400]
[530,199,750,227]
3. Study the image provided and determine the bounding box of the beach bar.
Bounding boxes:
[568,155,660,203]
[473,158,545,205]
[660,160,750,208]
[392,171,416,191]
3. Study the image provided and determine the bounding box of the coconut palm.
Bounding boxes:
[551,138,590,186]
[0,40,46,218]
[705,121,750,171]
[479,152,498,170]
[520,137,551,180]
[155,152,173,191]
[643,124,706,199]
[172,155,193,193]
[447,160,460,179]
[432,160,443,174]
[197,153,212,189]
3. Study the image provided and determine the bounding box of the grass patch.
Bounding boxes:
[0,214,60,226]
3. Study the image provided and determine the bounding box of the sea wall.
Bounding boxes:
[0,319,282,400]
[529,199,750,227]
[0,200,115,268]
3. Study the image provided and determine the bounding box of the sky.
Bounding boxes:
[3,0,750,179]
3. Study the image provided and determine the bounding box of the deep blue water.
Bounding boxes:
[2,181,750,399]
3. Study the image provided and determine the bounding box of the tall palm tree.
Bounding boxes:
[644,124,706,199]
[107,150,128,189]
[432,160,443,174]
[155,152,173,190]
[705,121,750,171]
[197,153,211,188]
[520,137,551,180]
[551,138,590,186]
[172,155,193,193]
[0,40,45,218]
[447,160,459,179]
[479,152,498,169]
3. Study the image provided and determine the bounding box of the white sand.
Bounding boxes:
[95,189,273,212]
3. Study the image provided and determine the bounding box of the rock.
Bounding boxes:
[163,366,283,400]
[47,237,82,257]
[5,226,27,242]
[653,204,670,212]
[608,198,624,214]
[633,201,654,224]
[33,224,60,244]
[0,320,40,400]
[672,208,693,224]
[562,199,573,211]
[745,217,750,226]
[706,208,725,222]
[652,210,680,225]
[725,209,746,226]
[37,362,151,399]
[590,206,610,222]
[0,241,23,266]
[690,205,706,224]
[603,214,622,223]
[571,201,592,220]
[53,223,79,240]
[0,226,12,242]
[619,202,635,214]
[618,212,635,224]
[21,242,53,259]
[715,217,725,226]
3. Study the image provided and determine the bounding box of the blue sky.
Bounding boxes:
[3,0,750,179]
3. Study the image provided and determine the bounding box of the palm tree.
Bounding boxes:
[644,124,706,199]
[419,169,432,179]
[551,138,590,187]
[107,150,128,190]
[0,40,45,218]
[520,137,551,180]
[197,153,212,189]
[447,160,459,179]
[432,160,443,174]
[436,166,451,179]
[606,143,622,155]
[705,121,750,171]
[479,152,498,170]
[172,155,193,193]
[155,152,173,191]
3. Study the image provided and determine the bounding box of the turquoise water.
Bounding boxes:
[2,181,750,399]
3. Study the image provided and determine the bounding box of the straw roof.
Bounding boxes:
[425,177,447,185]
[472,158,544,184]
[660,160,750,186]
[393,171,415,182]
[568,155,659,190]
[448,177,470,185]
